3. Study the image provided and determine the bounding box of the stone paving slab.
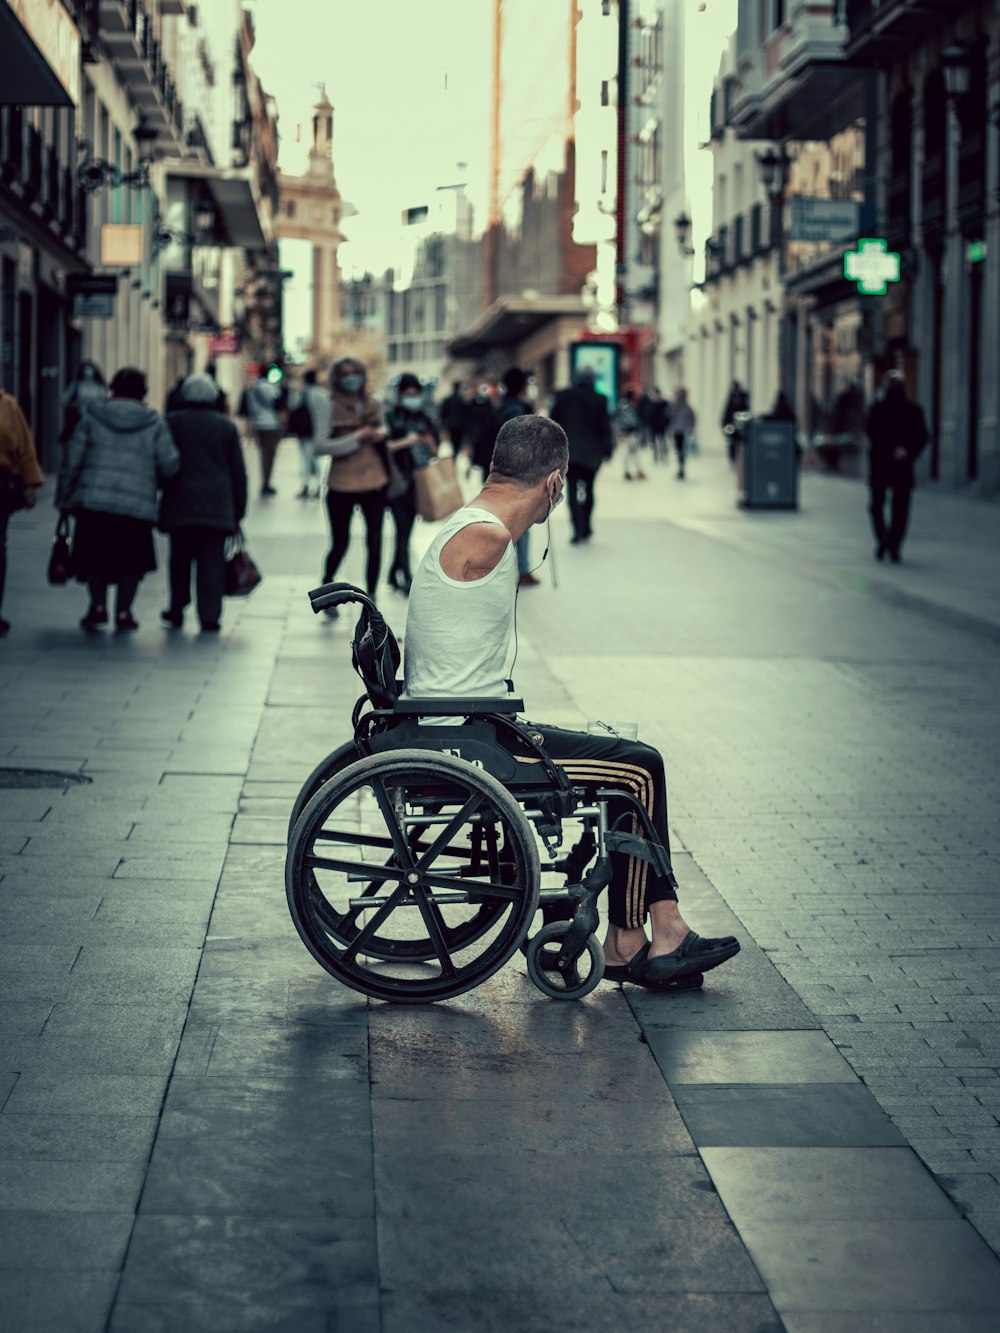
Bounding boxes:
[2,444,999,1327]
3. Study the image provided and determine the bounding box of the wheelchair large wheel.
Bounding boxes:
[288,741,358,841]
[290,743,510,962]
[286,749,540,1003]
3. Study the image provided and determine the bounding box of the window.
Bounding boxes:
[285,200,296,218]
[600,80,609,107]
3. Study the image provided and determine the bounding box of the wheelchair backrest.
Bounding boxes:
[352,604,401,709]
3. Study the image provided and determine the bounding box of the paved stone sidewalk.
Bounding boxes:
[1,439,999,1330]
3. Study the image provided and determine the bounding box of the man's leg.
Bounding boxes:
[888,483,913,557]
[868,483,889,554]
[521,723,739,976]
[257,430,279,493]
[567,463,587,541]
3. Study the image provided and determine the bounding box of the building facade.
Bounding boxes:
[723,0,1000,493]
[846,0,1000,494]
[0,1,277,468]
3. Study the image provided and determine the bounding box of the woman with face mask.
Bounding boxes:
[382,373,438,594]
[312,358,388,612]
[59,360,108,447]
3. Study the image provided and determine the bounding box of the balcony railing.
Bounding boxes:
[0,108,87,251]
[750,202,763,255]
[717,224,730,273]
[99,0,184,148]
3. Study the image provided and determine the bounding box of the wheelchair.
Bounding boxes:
[284,581,677,1005]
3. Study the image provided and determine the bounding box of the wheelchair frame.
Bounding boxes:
[284,581,674,1003]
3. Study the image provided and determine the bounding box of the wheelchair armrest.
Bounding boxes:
[392,696,524,717]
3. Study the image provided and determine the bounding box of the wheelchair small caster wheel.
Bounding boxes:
[525,921,604,1001]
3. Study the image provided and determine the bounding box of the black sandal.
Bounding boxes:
[602,943,705,992]
[640,932,741,985]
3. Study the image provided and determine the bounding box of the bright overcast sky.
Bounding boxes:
[247,0,736,277]
[246,0,493,275]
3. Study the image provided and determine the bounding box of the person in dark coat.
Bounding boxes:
[549,366,614,544]
[58,367,179,633]
[161,373,248,632]
[866,372,929,564]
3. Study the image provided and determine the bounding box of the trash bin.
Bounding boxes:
[738,416,798,509]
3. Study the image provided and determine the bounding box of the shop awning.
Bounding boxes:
[448,294,589,359]
[0,6,74,106]
[164,162,272,251]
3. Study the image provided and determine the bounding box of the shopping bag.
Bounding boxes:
[223,528,263,597]
[47,513,73,585]
[413,456,463,522]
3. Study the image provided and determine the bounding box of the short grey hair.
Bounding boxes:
[181,373,219,404]
[489,414,568,486]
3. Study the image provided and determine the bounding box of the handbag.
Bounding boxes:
[413,455,463,522]
[47,513,73,585]
[0,470,28,514]
[223,528,263,597]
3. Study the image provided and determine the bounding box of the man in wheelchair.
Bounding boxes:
[402,413,740,991]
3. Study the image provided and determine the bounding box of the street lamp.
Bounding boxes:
[755,146,792,206]
[674,212,695,258]
[942,44,972,103]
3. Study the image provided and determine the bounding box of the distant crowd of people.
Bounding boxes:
[0,355,933,638]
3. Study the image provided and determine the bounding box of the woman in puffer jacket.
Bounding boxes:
[57,367,179,633]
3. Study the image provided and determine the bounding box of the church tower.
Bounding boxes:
[277,87,349,358]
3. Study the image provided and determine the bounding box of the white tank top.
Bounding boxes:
[402,505,516,708]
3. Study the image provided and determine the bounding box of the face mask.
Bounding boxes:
[547,475,565,516]
[400,395,422,411]
[338,373,364,393]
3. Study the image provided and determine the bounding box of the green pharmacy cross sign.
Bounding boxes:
[844,238,901,295]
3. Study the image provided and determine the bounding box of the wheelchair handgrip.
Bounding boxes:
[308,581,375,615]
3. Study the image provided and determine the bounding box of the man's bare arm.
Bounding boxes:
[439,523,511,582]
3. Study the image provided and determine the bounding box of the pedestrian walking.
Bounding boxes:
[160,373,248,633]
[290,370,329,499]
[56,367,179,633]
[616,389,645,480]
[313,357,388,612]
[59,360,107,446]
[650,387,670,463]
[866,371,929,564]
[667,387,696,481]
[242,368,285,497]
[383,373,438,595]
[0,387,44,636]
[549,364,614,544]
[721,379,750,465]
[438,381,469,451]
[496,368,538,586]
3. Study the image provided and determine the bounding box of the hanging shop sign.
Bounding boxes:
[67,273,117,319]
[100,224,144,267]
[789,197,861,244]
